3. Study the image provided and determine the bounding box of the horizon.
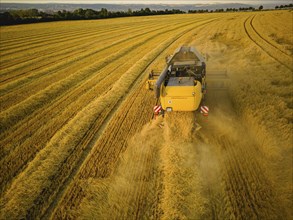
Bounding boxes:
[1,0,292,5]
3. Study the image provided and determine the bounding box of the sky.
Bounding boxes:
[1,0,292,4]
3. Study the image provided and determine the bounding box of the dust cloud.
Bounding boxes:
[78,117,164,219]
[159,112,209,219]
[78,113,215,219]
[79,100,289,219]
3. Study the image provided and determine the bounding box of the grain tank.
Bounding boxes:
[146,46,206,112]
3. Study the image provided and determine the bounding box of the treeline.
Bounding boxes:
[275,4,293,9]
[189,6,263,13]
[0,8,184,25]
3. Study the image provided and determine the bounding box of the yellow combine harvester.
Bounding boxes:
[147,46,206,113]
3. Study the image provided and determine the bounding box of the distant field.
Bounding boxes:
[0,11,292,219]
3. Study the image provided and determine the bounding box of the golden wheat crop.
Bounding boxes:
[0,10,292,220]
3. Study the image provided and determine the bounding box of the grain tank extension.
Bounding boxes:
[146,46,206,112]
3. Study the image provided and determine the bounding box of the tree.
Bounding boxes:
[74,8,85,17]
[100,8,108,18]
[144,7,151,14]
[29,9,39,17]
[259,5,263,10]
[127,8,132,15]
[85,9,96,19]
[0,12,14,25]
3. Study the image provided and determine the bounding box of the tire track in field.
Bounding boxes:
[0,19,205,196]
[50,18,219,220]
[250,15,292,57]
[244,15,292,70]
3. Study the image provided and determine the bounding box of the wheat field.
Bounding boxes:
[0,10,292,219]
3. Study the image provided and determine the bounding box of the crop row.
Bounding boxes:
[0,21,165,82]
[0,22,171,110]
[215,134,285,219]
[0,18,171,57]
[50,17,220,219]
[0,17,218,219]
[0,18,179,72]
[0,16,181,44]
[0,19,203,197]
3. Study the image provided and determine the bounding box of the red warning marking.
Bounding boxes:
[154,105,162,114]
[200,106,209,116]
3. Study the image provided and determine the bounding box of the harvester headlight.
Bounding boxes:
[166,107,172,112]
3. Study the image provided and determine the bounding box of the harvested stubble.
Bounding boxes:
[0,10,292,220]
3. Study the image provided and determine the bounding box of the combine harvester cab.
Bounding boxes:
[147,46,207,113]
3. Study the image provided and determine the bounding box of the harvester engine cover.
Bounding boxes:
[148,46,206,111]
